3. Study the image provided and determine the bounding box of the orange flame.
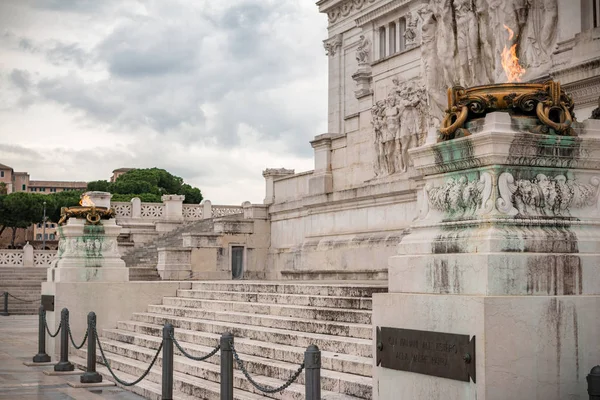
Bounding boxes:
[80,194,95,207]
[501,24,526,83]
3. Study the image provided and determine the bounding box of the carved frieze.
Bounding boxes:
[425,172,494,217]
[326,0,378,24]
[497,173,600,217]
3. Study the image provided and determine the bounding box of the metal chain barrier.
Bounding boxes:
[229,340,305,394]
[42,312,62,337]
[67,320,88,350]
[94,325,163,387]
[7,293,40,303]
[170,332,220,362]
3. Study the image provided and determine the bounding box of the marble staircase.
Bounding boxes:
[72,281,386,399]
[123,219,215,281]
[0,267,46,314]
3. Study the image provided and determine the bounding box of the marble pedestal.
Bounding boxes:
[47,218,128,283]
[374,113,600,400]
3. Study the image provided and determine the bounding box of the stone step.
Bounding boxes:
[96,338,371,399]
[0,268,48,272]
[189,282,386,297]
[176,290,373,310]
[105,327,372,378]
[119,317,372,358]
[0,281,44,287]
[139,308,372,339]
[73,345,364,400]
[162,297,371,324]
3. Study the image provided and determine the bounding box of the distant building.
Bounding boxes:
[0,163,86,194]
[110,168,135,182]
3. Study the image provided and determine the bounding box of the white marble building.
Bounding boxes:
[262,0,600,280]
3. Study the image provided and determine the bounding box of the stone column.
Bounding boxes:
[323,34,343,134]
[308,134,333,196]
[373,112,600,400]
[131,197,141,218]
[262,168,295,205]
[23,242,33,268]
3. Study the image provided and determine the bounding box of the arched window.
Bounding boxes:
[399,17,407,52]
[379,27,386,58]
[389,22,397,55]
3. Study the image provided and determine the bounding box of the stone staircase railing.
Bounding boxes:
[111,198,244,222]
[0,247,55,268]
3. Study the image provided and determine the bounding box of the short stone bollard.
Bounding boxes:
[80,312,102,383]
[162,323,174,400]
[33,305,51,363]
[304,345,322,400]
[54,308,74,372]
[589,365,600,400]
[0,292,8,316]
[220,332,234,400]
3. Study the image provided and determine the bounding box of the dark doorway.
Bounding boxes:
[231,246,244,280]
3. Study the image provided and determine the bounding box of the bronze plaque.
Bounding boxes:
[376,327,476,383]
[41,295,54,312]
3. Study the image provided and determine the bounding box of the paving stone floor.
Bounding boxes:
[0,315,145,400]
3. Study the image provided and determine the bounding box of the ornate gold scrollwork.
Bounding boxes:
[438,80,576,141]
[440,106,469,136]
[58,206,115,226]
[535,101,573,135]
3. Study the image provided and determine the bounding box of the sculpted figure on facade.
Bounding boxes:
[356,35,371,66]
[371,78,427,176]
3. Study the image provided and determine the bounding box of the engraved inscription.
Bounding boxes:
[377,327,476,383]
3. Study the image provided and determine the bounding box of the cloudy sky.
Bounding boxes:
[0,0,328,204]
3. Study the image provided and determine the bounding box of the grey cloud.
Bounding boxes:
[9,69,31,91]
[0,144,42,160]
[46,42,91,67]
[2,0,327,160]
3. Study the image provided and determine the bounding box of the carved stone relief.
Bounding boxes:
[497,173,600,217]
[425,172,494,218]
[417,0,559,123]
[356,35,371,66]
[371,77,427,176]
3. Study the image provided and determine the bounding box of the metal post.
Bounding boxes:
[220,332,234,400]
[80,312,102,383]
[304,345,321,400]
[0,292,8,316]
[42,201,46,250]
[162,323,174,400]
[33,305,51,363]
[589,365,600,400]
[54,308,74,371]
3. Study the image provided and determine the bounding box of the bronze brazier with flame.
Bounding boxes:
[439,80,575,141]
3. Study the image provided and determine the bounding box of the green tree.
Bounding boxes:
[0,192,45,247]
[86,168,202,204]
[46,190,84,223]
[87,180,111,192]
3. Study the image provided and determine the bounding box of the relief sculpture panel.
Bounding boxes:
[371,78,427,176]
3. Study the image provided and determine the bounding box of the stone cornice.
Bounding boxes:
[551,57,600,78]
[320,0,378,24]
[355,0,413,26]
